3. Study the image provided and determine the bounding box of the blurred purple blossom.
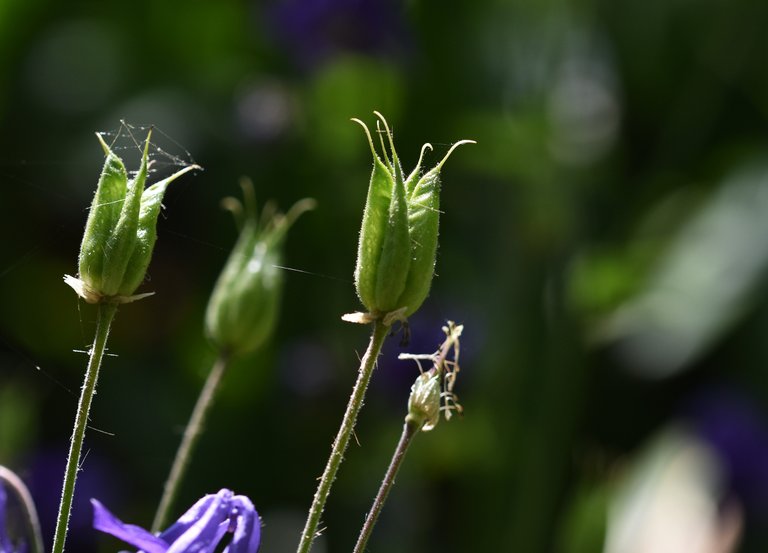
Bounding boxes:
[686,387,768,513]
[92,488,260,553]
[0,485,23,553]
[265,0,410,70]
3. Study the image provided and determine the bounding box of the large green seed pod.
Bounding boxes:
[65,131,199,304]
[352,112,474,320]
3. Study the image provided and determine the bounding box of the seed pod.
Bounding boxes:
[65,130,199,304]
[205,179,314,357]
[352,112,474,321]
[406,368,441,431]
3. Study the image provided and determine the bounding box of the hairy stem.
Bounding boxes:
[152,352,230,532]
[0,465,44,553]
[353,420,418,553]
[52,302,117,553]
[296,321,388,553]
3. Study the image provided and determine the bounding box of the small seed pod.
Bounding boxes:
[352,112,474,322]
[205,179,314,357]
[400,320,464,430]
[64,130,199,304]
[406,368,441,431]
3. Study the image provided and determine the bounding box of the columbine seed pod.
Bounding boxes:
[406,368,441,431]
[64,130,199,304]
[352,112,474,321]
[205,179,314,357]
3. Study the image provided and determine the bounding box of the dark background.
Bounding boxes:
[2,0,768,551]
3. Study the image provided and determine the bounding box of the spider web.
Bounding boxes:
[95,120,201,179]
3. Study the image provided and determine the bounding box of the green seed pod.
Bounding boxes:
[406,368,441,431]
[65,130,199,304]
[205,179,315,357]
[352,112,474,321]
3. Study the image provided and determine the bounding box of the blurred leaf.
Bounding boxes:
[0,382,38,460]
[556,480,608,553]
[305,55,404,163]
[598,160,768,376]
[569,187,707,322]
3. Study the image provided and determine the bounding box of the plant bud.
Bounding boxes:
[400,320,464,430]
[205,179,314,357]
[64,131,199,304]
[352,112,474,322]
[406,369,441,431]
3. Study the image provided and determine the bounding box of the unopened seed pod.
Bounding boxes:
[205,180,314,357]
[65,130,199,304]
[352,112,474,321]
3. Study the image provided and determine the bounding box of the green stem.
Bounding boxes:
[296,321,388,553]
[51,302,117,553]
[152,352,230,532]
[0,465,44,553]
[353,420,418,553]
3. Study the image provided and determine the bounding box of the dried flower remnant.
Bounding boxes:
[401,321,464,430]
[93,489,261,553]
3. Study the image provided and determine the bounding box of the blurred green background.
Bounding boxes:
[2,0,768,551]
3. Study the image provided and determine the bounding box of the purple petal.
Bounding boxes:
[158,495,217,543]
[0,486,13,552]
[165,490,232,553]
[224,496,261,553]
[91,499,168,553]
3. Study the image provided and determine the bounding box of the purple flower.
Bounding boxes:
[0,485,24,553]
[266,0,410,70]
[92,489,260,553]
[686,387,768,512]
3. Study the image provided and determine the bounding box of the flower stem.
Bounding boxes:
[296,321,388,553]
[353,420,419,553]
[152,352,230,533]
[0,465,44,553]
[51,302,117,553]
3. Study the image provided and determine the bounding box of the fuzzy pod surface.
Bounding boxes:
[65,130,199,304]
[353,112,474,319]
